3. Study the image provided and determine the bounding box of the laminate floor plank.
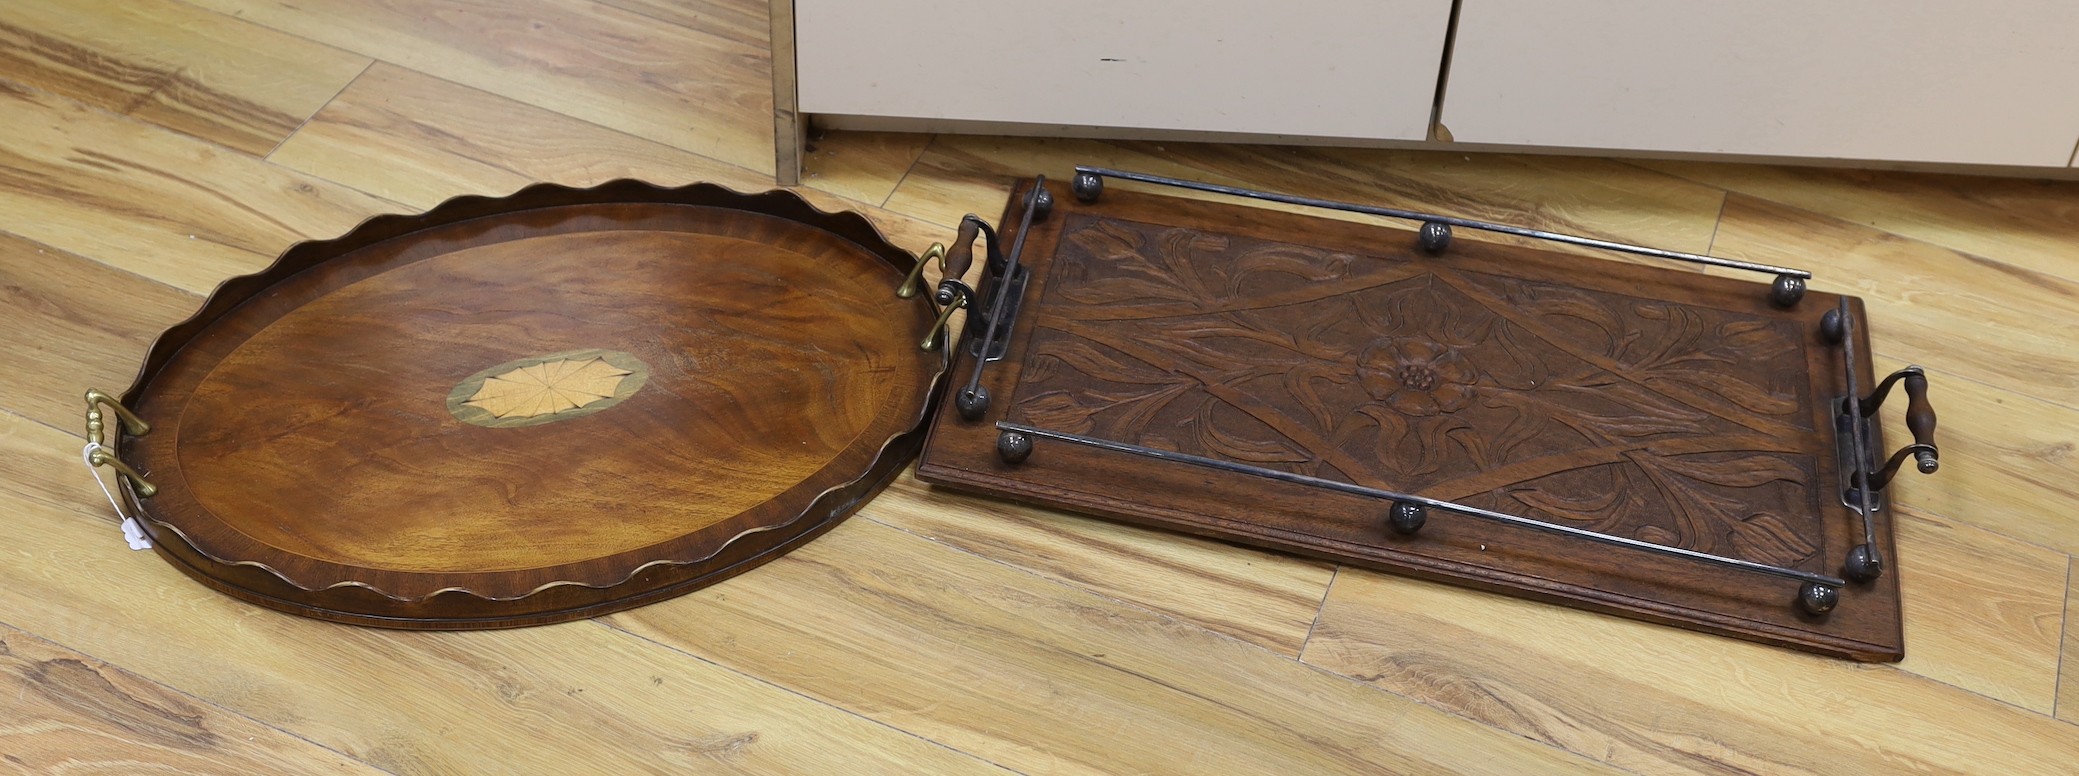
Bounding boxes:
[1300,526,2079,775]
[798,130,935,206]
[0,0,370,155]
[268,63,944,247]
[268,63,755,208]
[0,81,395,294]
[0,233,199,430]
[609,515,1618,776]
[594,0,768,45]
[186,0,779,172]
[1890,511,2068,714]
[0,625,381,776]
[1637,160,2079,286]
[0,413,1013,776]
[871,476,1336,657]
[266,63,927,236]
[1710,195,2079,413]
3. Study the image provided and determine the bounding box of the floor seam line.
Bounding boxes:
[2056,559,2072,718]
[878,134,935,208]
[266,60,374,161]
[1297,566,1340,658]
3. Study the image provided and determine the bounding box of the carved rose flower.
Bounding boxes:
[1357,338,1475,416]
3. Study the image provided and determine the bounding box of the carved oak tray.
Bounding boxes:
[86,181,943,628]
[916,170,1941,661]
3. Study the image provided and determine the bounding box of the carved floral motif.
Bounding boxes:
[1357,338,1475,417]
[1012,216,1823,568]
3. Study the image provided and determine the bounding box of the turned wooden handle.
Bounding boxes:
[943,218,982,283]
[1902,369,1938,473]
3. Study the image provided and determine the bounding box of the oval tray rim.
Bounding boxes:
[109,178,949,619]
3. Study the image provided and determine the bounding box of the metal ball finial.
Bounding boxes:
[1032,187,1055,221]
[1417,222,1452,255]
[1843,543,1883,582]
[1819,307,1845,343]
[1388,501,1427,535]
[997,430,1033,464]
[1797,582,1839,615]
[1770,275,1806,308]
[1071,172,1103,203]
[956,386,991,421]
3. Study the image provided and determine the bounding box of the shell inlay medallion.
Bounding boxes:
[446,349,650,428]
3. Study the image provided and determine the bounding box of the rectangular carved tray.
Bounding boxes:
[916,170,1936,661]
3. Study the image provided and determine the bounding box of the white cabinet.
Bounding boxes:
[793,0,1454,142]
[775,1,2079,181]
[1439,1,2079,167]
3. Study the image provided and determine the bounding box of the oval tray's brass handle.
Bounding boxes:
[84,389,156,497]
[1864,367,1938,490]
[920,291,966,352]
[895,242,946,299]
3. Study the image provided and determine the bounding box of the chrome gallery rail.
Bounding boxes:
[1068,165,1815,306]
[994,420,1850,612]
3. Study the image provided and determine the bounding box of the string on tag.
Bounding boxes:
[81,442,152,550]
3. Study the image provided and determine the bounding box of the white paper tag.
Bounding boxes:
[120,517,151,550]
[81,442,152,551]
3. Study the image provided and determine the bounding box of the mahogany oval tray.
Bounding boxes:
[103,180,943,628]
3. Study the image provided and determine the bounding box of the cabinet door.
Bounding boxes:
[794,0,1453,141]
[1440,1,2079,167]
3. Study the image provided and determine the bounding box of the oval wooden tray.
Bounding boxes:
[105,180,943,628]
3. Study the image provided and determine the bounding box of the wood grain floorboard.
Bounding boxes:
[871,475,1336,656]
[0,233,200,430]
[267,62,761,208]
[0,0,370,155]
[1710,195,2079,414]
[0,412,1012,776]
[1872,353,2079,557]
[0,80,395,293]
[594,0,769,45]
[186,0,779,172]
[1637,159,2079,286]
[267,62,927,232]
[798,129,935,205]
[608,516,1617,776]
[1891,510,2068,713]
[1301,542,2079,775]
[0,625,380,776]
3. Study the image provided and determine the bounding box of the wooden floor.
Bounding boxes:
[3,1,2077,773]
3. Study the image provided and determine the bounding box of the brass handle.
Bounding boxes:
[896,242,947,299]
[920,290,967,352]
[84,389,155,497]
